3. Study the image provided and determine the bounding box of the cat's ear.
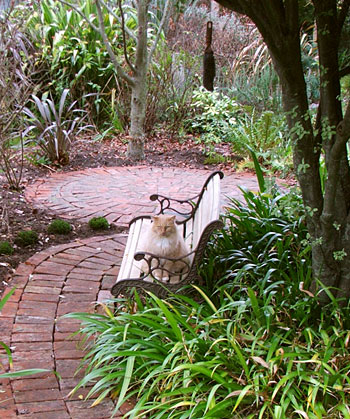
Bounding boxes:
[169,215,176,223]
[151,216,159,222]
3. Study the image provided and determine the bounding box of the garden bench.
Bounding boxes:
[111,171,224,298]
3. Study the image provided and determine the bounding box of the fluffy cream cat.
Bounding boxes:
[140,215,190,283]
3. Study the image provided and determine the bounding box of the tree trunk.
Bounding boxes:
[213,0,350,302]
[128,72,147,160]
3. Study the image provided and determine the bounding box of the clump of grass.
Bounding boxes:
[47,219,72,235]
[15,230,39,247]
[88,217,109,230]
[0,241,14,255]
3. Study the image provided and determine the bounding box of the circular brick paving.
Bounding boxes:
[1,166,262,418]
[25,166,260,225]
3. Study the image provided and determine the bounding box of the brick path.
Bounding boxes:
[1,167,260,418]
[25,166,260,225]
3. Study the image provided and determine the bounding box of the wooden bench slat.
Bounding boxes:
[113,171,224,298]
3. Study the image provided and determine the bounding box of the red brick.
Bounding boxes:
[19,301,57,311]
[7,275,27,289]
[65,398,115,418]
[26,280,64,289]
[60,252,86,261]
[57,302,95,316]
[0,381,15,409]
[11,375,58,391]
[10,360,54,373]
[34,262,72,276]
[66,272,103,281]
[54,332,82,342]
[47,257,80,266]
[21,293,59,303]
[70,267,105,276]
[16,400,66,415]
[55,319,82,334]
[14,264,35,276]
[104,266,120,275]
[79,260,110,270]
[54,347,85,360]
[30,274,65,282]
[101,275,118,289]
[11,342,52,352]
[0,302,18,318]
[16,307,56,317]
[62,284,98,294]
[11,332,52,343]
[59,293,97,302]
[25,252,50,265]
[19,410,70,418]
[1,288,22,303]
[97,290,112,303]
[13,323,53,333]
[55,359,85,379]
[14,388,61,403]
[24,285,61,295]
[12,351,53,362]
[0,408,17,418]
[15,315,53,325]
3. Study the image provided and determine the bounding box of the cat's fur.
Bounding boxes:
[140,215,190,283]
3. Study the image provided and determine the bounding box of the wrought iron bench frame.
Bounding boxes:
[111,171,224,298]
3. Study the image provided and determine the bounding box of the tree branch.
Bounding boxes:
[58,0,100,32]
[99,0,137,41]
[338,0,350,38]
[322,101,350,218]
[339,65,350,78]
[95,0,135,86]
[57,0,135,86]
[148,0,171,66]
[117,0,137,74]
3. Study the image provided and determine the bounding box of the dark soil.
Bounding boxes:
[0,133,237,296]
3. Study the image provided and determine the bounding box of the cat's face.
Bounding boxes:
[151,215,177,238]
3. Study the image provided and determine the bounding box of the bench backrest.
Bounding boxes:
[183,171,222,251]
[116,171,223,284]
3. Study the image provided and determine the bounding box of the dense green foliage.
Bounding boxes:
[14,230,39,247]
[47,219,72,235]
[88,216,110,230]
[0,241,14,255]
[64,185,350,418]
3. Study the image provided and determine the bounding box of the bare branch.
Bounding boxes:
[57,0,135,86]
[95,0,135,86]
[322,101,350,218]
[148,0,171,65]
[58,0,100,32]
[338,0,350,37]
[118,0,137,74]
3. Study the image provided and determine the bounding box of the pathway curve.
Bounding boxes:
[25,166,260,225]
[1,167,261,418]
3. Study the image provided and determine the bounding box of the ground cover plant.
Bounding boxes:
[63,178,350,418]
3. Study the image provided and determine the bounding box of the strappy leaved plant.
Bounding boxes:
[23,89,90,165]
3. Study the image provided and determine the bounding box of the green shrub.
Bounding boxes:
[0,241,14,255]
[88,217,109,231]
[23,89,90,165]
[15,230,39,246]
[47,219,72,235]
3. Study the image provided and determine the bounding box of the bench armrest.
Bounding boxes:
[149,171,224,224]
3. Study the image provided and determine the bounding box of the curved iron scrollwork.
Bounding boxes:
[112,171,225,299]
